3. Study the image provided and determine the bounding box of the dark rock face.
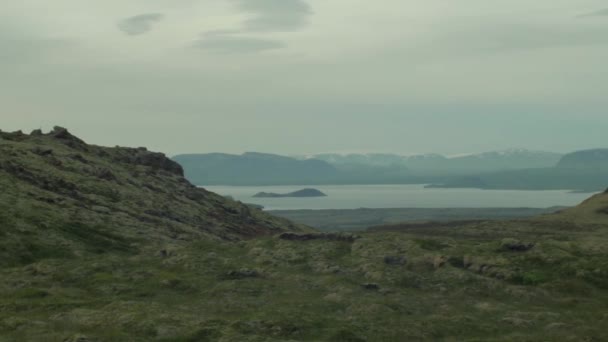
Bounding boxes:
[135,151,184,176]
[253,188,327,198]
[278,232,358,243]
[50,126,87,149]
[114,149,184,176]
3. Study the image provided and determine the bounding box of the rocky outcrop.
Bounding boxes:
[278,232,359,243]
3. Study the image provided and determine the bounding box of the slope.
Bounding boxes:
[0,127,309,268]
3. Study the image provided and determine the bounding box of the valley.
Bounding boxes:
[1,128,608,341]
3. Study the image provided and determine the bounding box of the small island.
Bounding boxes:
[253,188,327,198]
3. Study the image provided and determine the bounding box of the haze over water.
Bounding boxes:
[204,184,596,211]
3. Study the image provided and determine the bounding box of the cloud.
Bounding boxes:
[233,0,312,32]
[194,31,285,53]
[117,13,164,36]
[192,0,311,54]
[579,8,608,18]
[0,28,77,65]
[486,26,608,51]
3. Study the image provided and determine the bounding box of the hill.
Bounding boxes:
[175,149,562,186]
[444,149,563,173]
[0,127,308,268]
[1,129,607,341]
[310,149,561,173]
[431,149,608,191]
[556,149,608,169]
[173,152,339,185]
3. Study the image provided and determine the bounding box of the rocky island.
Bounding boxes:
[253,188,327,198]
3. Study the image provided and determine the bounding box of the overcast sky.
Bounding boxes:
[2,0,608,156]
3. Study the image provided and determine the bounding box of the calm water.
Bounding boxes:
[203,184,595,211]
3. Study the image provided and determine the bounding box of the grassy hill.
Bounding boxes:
[0,127,308,268]
[1,128,607,341]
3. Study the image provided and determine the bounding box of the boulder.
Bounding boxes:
[361,283,380,291]
[226,269,259,279]
[500,238,534,252]
[384,255,407,266]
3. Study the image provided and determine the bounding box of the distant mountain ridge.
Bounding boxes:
[173,149,607,190]
[173,152,339,185]
[308,149,563,173]
[557,149,608,169]
[431,148,608,192]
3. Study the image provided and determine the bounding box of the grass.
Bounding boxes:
[2,129,608,341]
[3,223,608,341]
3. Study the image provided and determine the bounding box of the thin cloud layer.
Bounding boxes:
[579,8,608,17]
[234,0,312,32]
[194,31,285,53]
[117,13,164,36]
[194,0,312,54]
[3,0,608,155]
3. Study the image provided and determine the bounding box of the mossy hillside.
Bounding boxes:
[0,128,309,268]
[1,128,608,341]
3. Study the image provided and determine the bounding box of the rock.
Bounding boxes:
[433,255,448,269]
[463,255,474,268]
[50,126,87,149]
[32,147,53,156]
[500,238,535,252]
[30,129,43,136]
[361,283,380,291]
[132,150,183,176]
[63,334,91,342]
[278,232,359,243]
[384,255,407,266]
[95,168,116,181]
[226,268,259,279]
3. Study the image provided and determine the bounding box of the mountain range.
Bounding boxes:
[173,149,608,191]
[308,149,563,175]
[432,149,608,191]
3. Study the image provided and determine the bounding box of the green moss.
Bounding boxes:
[58,222,137,254]
[414,238,449,251]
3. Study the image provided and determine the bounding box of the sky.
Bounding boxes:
[2,0,608,156]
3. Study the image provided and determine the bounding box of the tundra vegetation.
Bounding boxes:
[1,129,607,341]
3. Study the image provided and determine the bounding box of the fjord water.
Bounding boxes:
[203,184,595,211]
